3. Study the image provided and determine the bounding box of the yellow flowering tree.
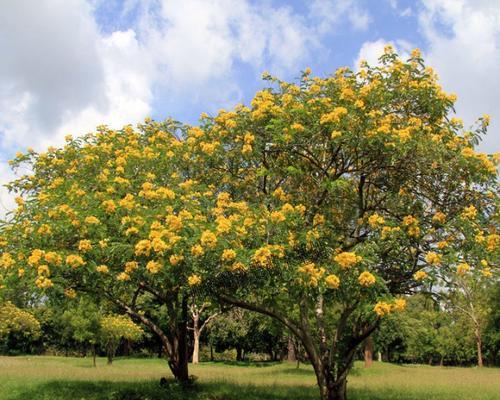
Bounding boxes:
[184,48,498,400]
[0,301,41,351]
[0,121,223,382]
[100,314,144,364]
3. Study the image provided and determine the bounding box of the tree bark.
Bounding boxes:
[92,343,96,368]
[192,327,200,364]
[217,293,377,400]
[107,342,114,365]
[364,336,374,368]
[287,335,297,362]
[113,295,189,382]
[475,328,483,367]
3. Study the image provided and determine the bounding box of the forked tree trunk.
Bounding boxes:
[189,302,219,365]
[117,295,190,383]
[364,336,374,368]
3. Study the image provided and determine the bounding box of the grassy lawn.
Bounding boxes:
[0,356,498,400]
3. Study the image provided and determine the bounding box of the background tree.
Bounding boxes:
[0,301,40,354]
[100,314,144,364]
[61,297,101,366]
[188,299,219,364]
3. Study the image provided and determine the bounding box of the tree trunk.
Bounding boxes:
[364,336,373,368]
[377,351,382,362]
[210,343,214,361]
[236,346,243,361]
[192,329,200,364]
[314,363,348,400]
[116,295,190,383]
[92,343,96,368]
[475,328,483,367]
[169,295,190,382]
[287,336,297,362]
[107,343,114,365]
[192,311,200,364]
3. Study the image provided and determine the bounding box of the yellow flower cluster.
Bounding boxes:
[358,271,376,287]
[334,252,362,269]
[413,270,428,280]
[78,240,92,252]
[456,262,470,276]
[188,274,201,286]
[96,265,109,274]
[146,260,162,274]
[368,213,385,228]
[320,107,348,125]
[432,212,446,224]
[374,301,392,317]
[297,261,325,287]
[66,254,85,268]
[325,274,340,289]
[461,205,477,219]
[200,230,217,248]
[424,252,442,266]
[221,249,236,262]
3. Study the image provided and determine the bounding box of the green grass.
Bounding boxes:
[0,356,499,400]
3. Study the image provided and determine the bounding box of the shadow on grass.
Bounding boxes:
[202,360,283,368]
[5,379,320,400]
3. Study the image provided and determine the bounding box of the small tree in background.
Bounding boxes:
[0,301,41,354]
[61,298,101,367]
[100,314,144,364]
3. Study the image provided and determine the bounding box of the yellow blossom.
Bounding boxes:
[374,301,392,317]
[221,249,237,262]
[66,254,85,268]
[461,205,477,219]
[146,260,162,274]
[78,240,92,252]
[358,271,376,287]
[325,274,340,289]
[135,239,152,256]
[432,212,446,224]
[368,213,385,228]
[334,252,362,269]
[425,252,442,265]
[456,262,470,276]
[96,265,109,274]
[191,244,204,257]
[413,270,428,280]
[201,231,217,248]
[169,254,184,266]
[188,274,202,286]
[393,298,407,311]
[117,272,130,281]
[84,216,100,225]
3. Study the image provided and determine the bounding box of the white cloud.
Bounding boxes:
[354,38,413,70]
[0,0,373,214]
[0,0,106,150]
[419,0,500,152]
[310,0,372,33]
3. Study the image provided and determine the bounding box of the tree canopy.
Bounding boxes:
[0,47,497,400]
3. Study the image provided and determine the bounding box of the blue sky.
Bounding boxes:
[0,0,499,209]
